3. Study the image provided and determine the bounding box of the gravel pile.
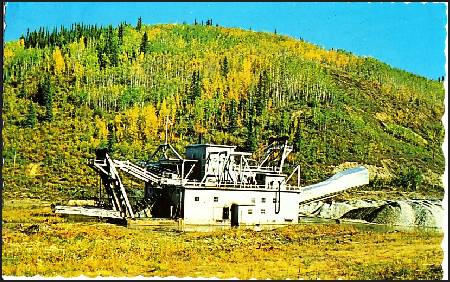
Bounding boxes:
[299,199,443,228]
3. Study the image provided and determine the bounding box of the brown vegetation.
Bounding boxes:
[2,199,443,279]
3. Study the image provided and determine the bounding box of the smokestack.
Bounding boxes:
[198,133,203,144]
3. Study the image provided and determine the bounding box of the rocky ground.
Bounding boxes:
[299,199,444,229]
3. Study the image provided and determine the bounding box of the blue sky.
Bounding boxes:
[4,2,447,80]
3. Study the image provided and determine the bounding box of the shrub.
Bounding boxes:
[368,175,387,190]
[393,167,423,191]
[384,123,428,146]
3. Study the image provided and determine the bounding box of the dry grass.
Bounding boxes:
[2,199,444,279]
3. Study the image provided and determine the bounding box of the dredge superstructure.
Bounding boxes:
[55,137,369,226]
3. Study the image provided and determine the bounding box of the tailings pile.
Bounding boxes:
[299,199,443,228]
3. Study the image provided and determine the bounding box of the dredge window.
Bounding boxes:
[195,197,199,201]
[222,207,230,219]
[214,197,218,202]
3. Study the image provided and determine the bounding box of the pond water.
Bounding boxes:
[60,206,444,234]
[125,216,443,234]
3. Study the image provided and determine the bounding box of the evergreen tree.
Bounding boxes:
[228,99,238,133]
[37,75,54,122]
[245,96,257,152]
[118,23,124,45]
[189,70,202,103]
[220,56,229,77]
[24,101,37,128]
[37,75,51,106]
[18,83,27,99]
[246,117,257,152]
[293,119,302,152]
[107,122,116,152]
[136,17,142,31]
[281,110,290,135]
[97,26,119,68]
[105,26,119,67]
[255,71,267,116]
[140,31,148,54]
[45,96,53,122]
[97,48,107,70]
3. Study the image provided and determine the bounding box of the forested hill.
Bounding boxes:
[2,21,445,201]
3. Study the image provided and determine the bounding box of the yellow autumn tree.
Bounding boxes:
[124,105,140,142]
[240,57,253,92]
[74,62,84,87]
[140,104,159,141]
[4,46,14,63]
[113,114,124,142]
[202,78,213,100]
[158,99,172,141]
[170,98,177,124]
[158,99,170,126]
[94,116,108,143]
[78,36,85,51]
[52,46,65,76]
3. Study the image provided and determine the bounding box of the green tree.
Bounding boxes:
[36,75,53,122]
[24,101,37,128]
[255,70,269,116]
[189,70,202,103]
[228,99,238,133]
[140,31,148,54]
[245,96,257,152]
[107,122,116,153]
[105,26,119,67]
[281,110,290,135]
[246,117,257,152]
[18,83,27,99]
[220,56,229,77]
[394,167,424,191]
[293,119,302,152]
[136,17,142,31]
[97,26,119,68]
[44,93,53,122]
[118,23,124,45]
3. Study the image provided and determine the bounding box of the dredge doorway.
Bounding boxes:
[231,204,239,227]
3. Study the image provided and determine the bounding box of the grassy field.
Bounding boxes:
[1,198,444,279]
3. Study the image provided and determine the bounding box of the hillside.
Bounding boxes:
[2,21,445,202]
